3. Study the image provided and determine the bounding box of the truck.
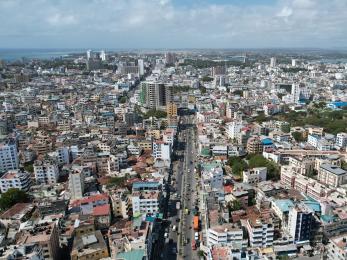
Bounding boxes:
[176,201,181,210]
[193,216,199,231]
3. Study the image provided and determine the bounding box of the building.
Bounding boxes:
[336,133,347,149]
[152,141,171,163]
[270,57,277,68]
[247,136,263,154]
[110,191,130,219]
[242,167,267,185]
[327,233,347,260]
[17,222,60,260]
[69,170,85,200]
[140,81,173,109]
[318,164,347,187]
[246,219,274,248]
[164,52,176,65]
[71,230,109,260]
[138,59,144,75]
[132,181,161,216]
[166,102,177,117]
[0,169,31,193]
[207,223,247,248]
[288,204,315,243]
[0,139,19,174]
[34,160,59,184]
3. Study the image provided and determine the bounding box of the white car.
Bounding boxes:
[194,232,199,240]
[164,233,169,238]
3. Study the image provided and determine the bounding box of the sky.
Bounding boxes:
[0,0,346,49]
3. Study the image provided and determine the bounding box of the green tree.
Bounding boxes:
[248,154,280,181]
[229,199,242,212]
[292,131,305,142]
[228,156,248,176]
[119,96,127,104]
[144,109,167,119]
[0,188,29,211]
[201,76,213,82]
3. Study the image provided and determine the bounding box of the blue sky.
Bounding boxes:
[0,0,346,49]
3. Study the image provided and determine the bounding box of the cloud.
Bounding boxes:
[0,0,346,48]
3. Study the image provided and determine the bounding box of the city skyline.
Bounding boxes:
[1,0,347,49]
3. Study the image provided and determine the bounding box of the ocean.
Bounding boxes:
[0,48,84,61]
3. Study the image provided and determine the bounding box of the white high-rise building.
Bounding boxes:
[100,50,107,61]
[152,141,171,163]
[0,139,19,174]
[69,171,84,199]
[86,50,92,60]
[288,204,314,243]
[34,160,59,184]
[292,59,297,67]
[138,59,144,76]
[270,57,277,68]
[0,169,31,193]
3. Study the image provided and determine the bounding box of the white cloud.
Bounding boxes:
[0,0,346,48]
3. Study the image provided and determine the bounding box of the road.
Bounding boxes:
[161,112,199,260]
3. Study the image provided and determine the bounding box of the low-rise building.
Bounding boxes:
[0,169,31,193]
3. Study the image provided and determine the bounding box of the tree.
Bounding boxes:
[229,199,242,212]
[201,76,213,82]
[119,96,127,104]
[228,156,248,176]
[0,188,29,211]
[248,154,280,181]
[143,109,167,119]
[292,131,305,142]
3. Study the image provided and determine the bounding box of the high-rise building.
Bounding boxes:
[0,139,19,174]
[212,66,226,77]
[86,49,92,60]
[270,57,277,68]
[69,170,85,200]
[288,204,314,243]
[140,81,173,109]
[246,136,263,154]
[165,52,176,65]
[292,59,297,67]
[100,50,107,61]
[138,59,145,76]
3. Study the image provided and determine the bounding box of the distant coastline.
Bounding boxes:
[0,48,84,61]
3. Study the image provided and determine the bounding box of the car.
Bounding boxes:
[164,233,169,238]
[172,225,176,232]
[171,247,177,254]
[194,232,199,240]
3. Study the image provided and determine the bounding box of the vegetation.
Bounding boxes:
[228,156,248,176]
[106,177,126,188]
[0,188,29,211]
[273,109,347,135]
[228,199,242,212]
[200,86,207,94]
[282,67,308,73]
[144,109,167,119]
[247,154,280,181]
[23,162,34,173]
[173,85,191,93]
[119,96,127,104]
[292,131,306,142]
[201,76,213,82]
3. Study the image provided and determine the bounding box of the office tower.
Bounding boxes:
[270,57,277,68]
[100,50,107,61]
[86,49,92,60]
[212,66,226,77]
[0,139,19,174]
[69,170,85,199]
[292,59,297,67]
[165,52,176,65]
[138,59,145,75]
[140,81,173,109]
[288,204,314,243]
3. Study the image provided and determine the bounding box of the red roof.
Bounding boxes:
[70,194,109,207]
[93,204,110,216]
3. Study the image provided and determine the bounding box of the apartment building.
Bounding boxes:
[110,191,130,219]
[335,133,347,149]
[318,164,347,187]
[131,181,161,216]
[0,139,19,174]
[68,170,84,200]
[152,141,171,163]
[246,219,274,248]
[207,223,247,248]
[288,204,315,243]
[34,160,59,184]
[247,136,263,154]
[0,169,31,193]
[243,167,267,185]
[327,234,347,260]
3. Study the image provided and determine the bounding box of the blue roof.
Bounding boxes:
[116,249,145,260]
[321,215,336,223]
[261,138,273,145]
[303,200,321,213]
[274,199,294,212]
[133,181,160,189]
[330,101,347,107]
